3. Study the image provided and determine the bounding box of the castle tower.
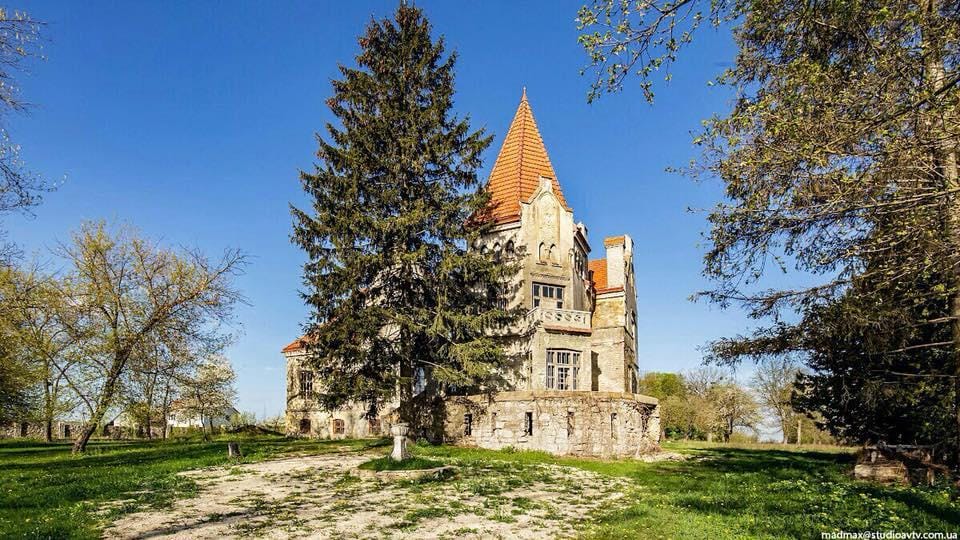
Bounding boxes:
[283,89,659,456]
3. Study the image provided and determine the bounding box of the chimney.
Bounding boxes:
[604,235,633,289]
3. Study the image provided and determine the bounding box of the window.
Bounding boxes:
[523,412,534,436]
[332,419,345,435]
[299,419,311,434]
[299,370,314,399]
[611,413,618,440]
[413,367,426,396]
[574,249,585,277]
[62,425,71,439]
[567,411,575,437]
[368,417,380,435]
[464,414,473,436]
[490,283,507,311]
[546,350,580,390]
[533,282,564,309]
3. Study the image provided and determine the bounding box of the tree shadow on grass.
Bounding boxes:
[0,437,392,516]
[596,445,960,536]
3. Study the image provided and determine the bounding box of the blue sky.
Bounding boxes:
[9,0,756,418]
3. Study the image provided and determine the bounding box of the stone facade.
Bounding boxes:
[282,90,660,456]
[444,391,659,458]
[283,350,389,439]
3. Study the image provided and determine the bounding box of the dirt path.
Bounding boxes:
[104,451,630,539]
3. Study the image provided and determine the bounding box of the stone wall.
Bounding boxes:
[285,403,384,439]
[1,420,86,440]
[443,390,660,458]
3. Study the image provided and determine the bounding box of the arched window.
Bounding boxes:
[538,242,547,263]
[505,240,515,256]
[493,242,502,261]
[549,244,559,264]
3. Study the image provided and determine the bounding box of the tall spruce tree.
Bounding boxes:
[292,5,516,431]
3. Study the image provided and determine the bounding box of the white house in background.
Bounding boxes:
[166,403,241,430]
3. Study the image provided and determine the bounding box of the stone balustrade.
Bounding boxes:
[527,307,591,332]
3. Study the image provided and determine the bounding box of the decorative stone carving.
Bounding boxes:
[528,307,592,331]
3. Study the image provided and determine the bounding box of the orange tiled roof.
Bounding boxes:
[589,258,624,294]
[485,89,569,224]
[282,335,312,353]
[589,259,607,290]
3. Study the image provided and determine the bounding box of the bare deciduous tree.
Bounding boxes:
[58,222,245,453]
[751,357,800,444]
[0,8,51,265]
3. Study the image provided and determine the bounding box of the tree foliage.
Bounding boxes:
[292,5,518,428]
[641,369,760,440]
[790,260,957,446]
[0,8,50,265]
[579,0,960,459]
[57,222,244,452]
[176,356,237,440]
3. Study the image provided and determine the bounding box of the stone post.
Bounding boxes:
[227,441,242,458]
[390,422,411,461]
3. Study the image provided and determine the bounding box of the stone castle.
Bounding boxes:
[283,91,660,457]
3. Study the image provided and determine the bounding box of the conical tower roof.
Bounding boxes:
[485,89,569,224]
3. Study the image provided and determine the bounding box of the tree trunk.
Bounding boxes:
[160,378,172,440]
[924,0,960,470]
[43,362,53,443]
[796,418,802,446]
[199,398,209,441]
[73,355,127,453]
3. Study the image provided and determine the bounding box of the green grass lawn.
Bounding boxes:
[0,436,956,539]
[415,441,960,539]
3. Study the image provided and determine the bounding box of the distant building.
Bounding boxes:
[283,90,660,457]
[166,402,240,431]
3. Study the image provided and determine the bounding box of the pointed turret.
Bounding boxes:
[485,89,570,224]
